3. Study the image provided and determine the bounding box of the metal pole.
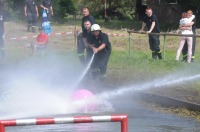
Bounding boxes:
[163,35,166,59]
[0,124,5,132]
[128,32,131,56]
[104,0,107,17]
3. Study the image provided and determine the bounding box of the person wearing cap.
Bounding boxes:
[24,0,39,33]
[40,0,53,22]
[0,8,5,58]
[87,24,112,80]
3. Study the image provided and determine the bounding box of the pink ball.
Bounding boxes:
[72,89,94,100]
[71,89,96,111]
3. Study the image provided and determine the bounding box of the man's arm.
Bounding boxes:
[35,5,39,17]
[92,43,106,53]
[24,5,27,16]
[147,21,155,33]
[50,6,53,16]
[180,21,194,27]
[139,22,146,31]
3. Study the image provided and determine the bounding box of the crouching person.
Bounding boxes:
[26,27,48,56]
[88,24,112,80]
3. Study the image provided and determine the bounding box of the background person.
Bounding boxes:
[40,0,53,22]
[77,20,93,65]
[77,7,95,65]
[88,24,112,80]
[176,12,194,63]
[181,10,196,62]
[25,27,48,56]
[139,7,162,60]
[24,0,39,33]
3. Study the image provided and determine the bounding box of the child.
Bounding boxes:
[25,27,48,56]
[176,12,195,63]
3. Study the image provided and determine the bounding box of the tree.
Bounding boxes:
[58,0,77,18]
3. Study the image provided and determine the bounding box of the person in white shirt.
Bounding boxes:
[176,12,195,63]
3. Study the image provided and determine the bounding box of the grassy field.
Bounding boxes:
[4,18,200,86]
[3,17,200,121]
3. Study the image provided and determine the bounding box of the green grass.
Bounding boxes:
[4,19,200,90]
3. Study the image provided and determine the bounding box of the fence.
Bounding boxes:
[0,114,128,132]
[127,30,200,59]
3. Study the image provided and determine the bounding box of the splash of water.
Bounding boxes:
[72,53,95,88]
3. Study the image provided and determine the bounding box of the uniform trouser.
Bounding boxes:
[149,35,160,53]
[0,35,4,57]
[27,12,37,32]
[90,50,111,75]
[77,34,93,65]
[182,36,196,59]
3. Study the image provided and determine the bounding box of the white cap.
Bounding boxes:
[91,24,101,31]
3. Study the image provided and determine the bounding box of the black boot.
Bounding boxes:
[152,52,157,59]
[157,52,162,60]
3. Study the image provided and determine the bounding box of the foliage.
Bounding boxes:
[57,0,77,18]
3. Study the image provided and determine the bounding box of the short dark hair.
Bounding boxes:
[81,7,90,11]
[83,19,91,23]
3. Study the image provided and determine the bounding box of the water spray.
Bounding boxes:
[72,53,95,89]
[98,73,200,100]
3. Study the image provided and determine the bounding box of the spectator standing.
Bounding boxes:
[77,20,93,65]
[88,24,112,80]
[176,12,194,63]
[40,0,53,22]
[140,7,162,60]
[24,0,39,33]
[181,10,196,62]
[77,7,95,65]
[0,8,5,58]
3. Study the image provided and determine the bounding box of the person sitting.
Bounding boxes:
[25,27,48,56]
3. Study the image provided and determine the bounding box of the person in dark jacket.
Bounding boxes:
[40,0,53,21]
[24,0,39,33]
[88,24,112,80]
[140,7,162,60]
[77,7,95,65]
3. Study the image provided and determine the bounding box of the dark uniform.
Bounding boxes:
[182,17,196,62]
[88,32,112,79]
[0,11,5,57]
[25,0,38,32]
[77,15,95,65]
[143,14,162,59]
[41,0,52,21]
[82,15,95,37]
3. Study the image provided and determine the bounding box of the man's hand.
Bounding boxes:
[146,31,151,34]
[92,47,98,53]
[139,29,144,33]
